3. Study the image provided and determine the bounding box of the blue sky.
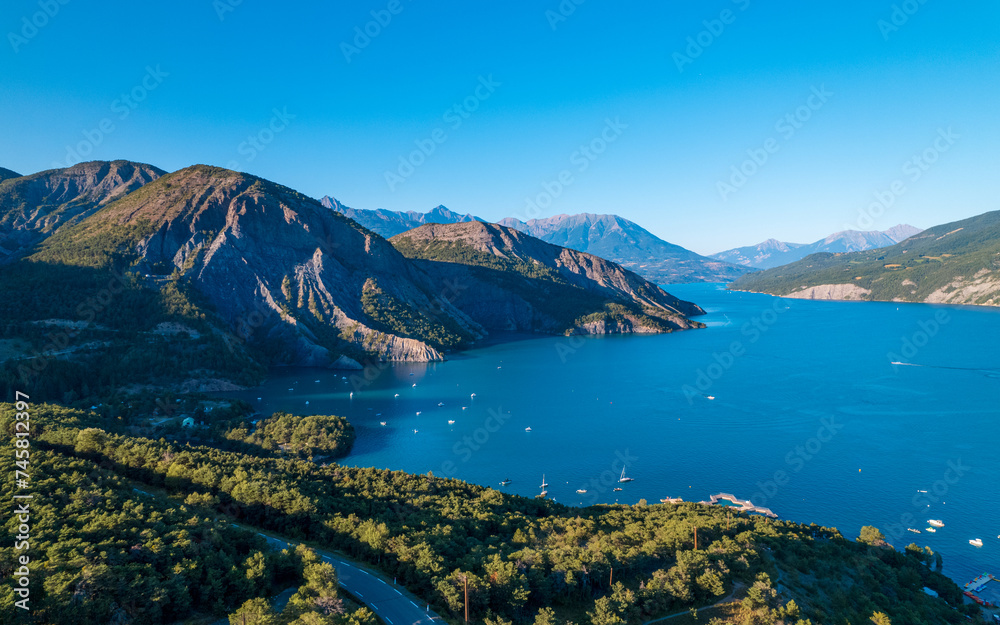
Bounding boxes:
[1,0,998,254]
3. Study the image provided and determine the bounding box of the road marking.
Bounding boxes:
[356,591,364,598]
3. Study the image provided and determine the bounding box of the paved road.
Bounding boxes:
[238,525,442,625]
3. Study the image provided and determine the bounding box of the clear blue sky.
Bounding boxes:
[2,0,998,254]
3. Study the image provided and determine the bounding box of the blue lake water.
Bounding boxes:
[226,283,1000,587]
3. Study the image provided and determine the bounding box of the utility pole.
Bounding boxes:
[609,566,613,588]
[464,574,469,623]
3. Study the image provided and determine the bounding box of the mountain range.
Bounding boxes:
[0,161,704,396]
[730,210,1000,306]
[710,225,924,269]
[323,200,751,284]
[320,195,484,237]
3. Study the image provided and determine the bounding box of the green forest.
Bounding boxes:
[0,403,982,625]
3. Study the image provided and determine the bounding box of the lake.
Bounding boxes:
[226,283,1000,587]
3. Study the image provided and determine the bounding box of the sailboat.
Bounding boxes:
[618,467,634,483]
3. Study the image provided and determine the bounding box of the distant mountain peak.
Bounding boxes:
[712,224,925,270]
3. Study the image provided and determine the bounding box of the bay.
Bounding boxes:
[225,283,1000,587]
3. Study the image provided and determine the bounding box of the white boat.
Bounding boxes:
[349,392,354,398]
[525,427,532,432]
[576,489,587,494]
[394,393,399,398]
[925,527,936,533]
[540,474,549,489]
[705,395,715,400]
[970,538,984,547]
[447,420,455,425]
[412,383,417,387]
[618,467,634,483]
[538,490,547,498]
[413,429,418,434]
[438,402,444,407]
[613,487,622,492]
[500,478,511,486]
[907,528,921,534]
[314,379,320,383]
[928,519,945,528]
[416,411,422,416]
[379,421,386,426]
[470,393,476,398]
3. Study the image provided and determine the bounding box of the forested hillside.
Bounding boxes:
[3,403,980,625]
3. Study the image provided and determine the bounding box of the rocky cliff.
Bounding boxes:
[0,160,164,261]
[391,221,705,334]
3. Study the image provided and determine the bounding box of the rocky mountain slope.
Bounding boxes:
[320,201,750,284]
[498,213,750,284]
[322,195,483,237]
[391,221,704,334]
[0,160,164,261]
[712,225,923,269]
[0,167,21,182]
[730,210,1000,306]
[33,165,485,366]
[4,162,705,393]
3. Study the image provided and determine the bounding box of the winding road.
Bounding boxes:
[237,525,443,625]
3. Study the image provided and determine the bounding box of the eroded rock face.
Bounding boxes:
[392,221,706,334]
[78,166,483,365]
[785,284,873,301]
[0,160,164,260]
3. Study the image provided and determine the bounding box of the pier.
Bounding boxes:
[659,493,778,518]
[699,493,778,518]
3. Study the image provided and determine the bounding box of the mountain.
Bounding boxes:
[390,221,704,334]
[31,165,486,367]
[321,195,483,237]
[730,210,1000,306]
[0,160,164,261]
[321,203,750,284]
[490,213,752,284]
[0,167,21,183]
[4,163,704,400]
[712,225,923,269]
